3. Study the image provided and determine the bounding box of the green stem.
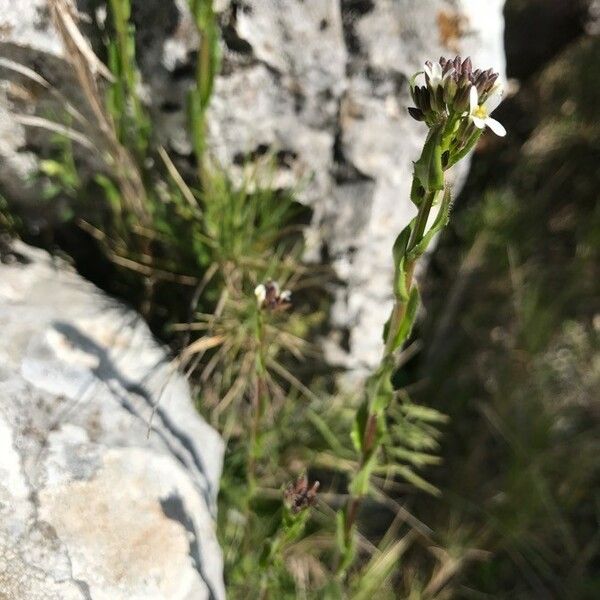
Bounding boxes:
[248,309,267,493]
[339,181,441,573]
[382,189,435,357]
[408,190,436,252]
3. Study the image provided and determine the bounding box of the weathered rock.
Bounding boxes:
[0,241,225,599]
[0,0,506,369]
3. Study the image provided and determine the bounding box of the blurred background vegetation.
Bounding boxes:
[1,0,599,598]
[409,1,600,597]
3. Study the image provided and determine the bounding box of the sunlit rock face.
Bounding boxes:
[0,0,505,370]
[0,241,225,600]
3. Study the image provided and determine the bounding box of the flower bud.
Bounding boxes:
[443,76,457,106]
[458,71,470,91]
[434,85,445,112]
[461,57,472,77]
[440,57,453,76]
[284,475,319,514]
[417,86,431,113]
[408,107,426,121]
[454,85,471,113]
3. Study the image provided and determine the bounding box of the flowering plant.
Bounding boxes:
[337,56,506,574]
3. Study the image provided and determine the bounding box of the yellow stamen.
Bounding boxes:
[474,105,488,119]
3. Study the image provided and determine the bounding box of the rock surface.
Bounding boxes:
[0,0,506,369]
[0,241,225,599]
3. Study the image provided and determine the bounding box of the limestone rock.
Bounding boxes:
[0,0,506,369]
[0,240,225,600]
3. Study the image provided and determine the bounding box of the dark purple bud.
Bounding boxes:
[476,70,499,96]
[408,106,426,121]
[442,59,454,76]
[414,85,423,109]
[462,57,472,76]
[435,84,445,111]
[420,87,432,112]
[284,475,319,514]
[410,85,419,105]
[474,72,488,94]
[454,85,471,113]
[458,71,470,90]
[453,56,462,72]
[487,73,499,90]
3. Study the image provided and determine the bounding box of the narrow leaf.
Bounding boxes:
[414,125,444,192]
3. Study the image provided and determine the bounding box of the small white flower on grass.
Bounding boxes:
[254,281,292,311]
[254,284,267,305]
[469,85,506,137]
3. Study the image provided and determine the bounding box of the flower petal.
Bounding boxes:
[254,284,266,304]
[471,116,486,129]
[484,85,503,113]
[431,61,442,81]
[485,117,506,137]
[469,86,478,113]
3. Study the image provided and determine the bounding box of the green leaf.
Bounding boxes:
[392,225,412,301]
[388,464,441,496]
[448,127,483,168]
[409,177,425,208]
[407,187,452,260]
[336,509,357,574]
[39,159,65,178]
[400,403,449,424]
[349,452,377,497]
[350,400,369,453]
[307,409,352,458]
[388,285,420,352]
[352,538,411,600]
[94,174,123,214]
[414,125,444,192]
[369,363,394,414]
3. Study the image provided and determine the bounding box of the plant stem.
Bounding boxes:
[248,309,267,493]
[340,186,439,571]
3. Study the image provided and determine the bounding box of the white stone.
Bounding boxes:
[0,0,506,369]
[0,241,225,600]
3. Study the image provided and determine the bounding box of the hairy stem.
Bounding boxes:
[339,183,439,572]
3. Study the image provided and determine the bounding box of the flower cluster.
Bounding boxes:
[409,55,506,137]
[284,474,320,514]
[254,281,292,311]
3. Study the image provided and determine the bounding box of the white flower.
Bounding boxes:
[254,284,266,305]
[423,60,454,91]
[468,85,506,137]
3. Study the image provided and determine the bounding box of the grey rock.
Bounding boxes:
[0,0,506,369]
[0,241,225,599]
